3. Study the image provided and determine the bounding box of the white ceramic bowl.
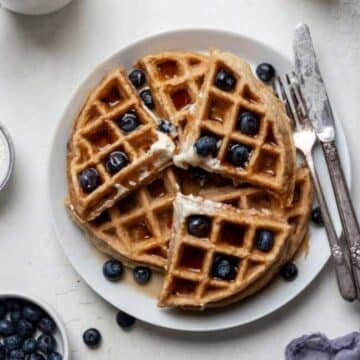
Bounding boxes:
[0,0,73,15]
[0,291,70,359]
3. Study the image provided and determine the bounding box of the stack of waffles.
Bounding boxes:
[66,49,313,310]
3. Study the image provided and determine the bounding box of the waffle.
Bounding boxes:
[136,51,209,139]
[158,194,291,308]
[67,67,175,221]
[174,49,296,206]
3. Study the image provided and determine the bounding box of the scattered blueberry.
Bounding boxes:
[37,334,56,354]
[79,168,100,194]
[256,63,276,82]
[47,352,62,360]
[158,120,176,134]
[117,111,139,133]
[4,334,23,351]
[212,255,237,281]
[0,343,5,360]
[103,259,124,281]
[129,69,146,89]
[22,338,37,354]
[214,68,237,91]
[311,206,324,226]
[280,261,298,281]
[133,267,152,285]
[105,151,128,175]
[37,317,56,335]
[256,230,274,252]
[22,305,42,324]
[237,111,260,136]
[187,215,211,237]
[0,301,6,319]
[139,89,155,110]
[83,328,101,348]
[194,135,218,157]
[116,311,135,329]
[28,354,45,360]
[10,310,22,323]
[228,143,251,167]
[0,319,15,336]
[9,349,25,360]
[16,319,35,338]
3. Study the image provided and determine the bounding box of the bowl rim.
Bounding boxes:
[0,122,15,192]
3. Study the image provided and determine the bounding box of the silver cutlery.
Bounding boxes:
[272,74,357,301]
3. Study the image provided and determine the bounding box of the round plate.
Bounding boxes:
[48,29,351,332]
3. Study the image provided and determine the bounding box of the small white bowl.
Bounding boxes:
[0,0,73,15]
[0,123,15,192]
[0,291,70,359]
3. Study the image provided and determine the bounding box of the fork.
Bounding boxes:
[272,73,357,301]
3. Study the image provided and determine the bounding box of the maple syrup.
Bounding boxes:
[248,192,272,210]
[127,219,152,242]
[209,98,229,123]
[117,193,138,214]
[101,86,122,108]
[179,246,205,272]
[171,89,192,110]
[264,125,277,145]
[173,278,197,295]
[157,60,179,80]
[220,223,246,247]
[147,179,167,198]
[257,152,278,176]
[87,127,115,151]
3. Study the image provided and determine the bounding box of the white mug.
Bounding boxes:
[0,0,73,15]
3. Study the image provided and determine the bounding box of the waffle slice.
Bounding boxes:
[174,49,296,206]
[136,51,209,139]
[67,67,175,221]
[158,194,291,309]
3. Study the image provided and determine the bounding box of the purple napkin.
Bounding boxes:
[285,332,360,360]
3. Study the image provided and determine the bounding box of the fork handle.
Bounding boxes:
[322,140,360,296]
[305,153,357,301]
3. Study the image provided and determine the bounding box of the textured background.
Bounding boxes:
[0,0,359,358]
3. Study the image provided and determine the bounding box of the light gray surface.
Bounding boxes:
[0,0,360,359]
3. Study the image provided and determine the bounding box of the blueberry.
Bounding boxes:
[16,319,35,338]
[47,352,62,360]
[83,328,101,348]
[187,215,211,237]
[79,168,100,194]
[189,166,211,182]
[117,111,139,133]
[139,89,155,110]
[22,305,42,324]
[0,343,5,360]
[256,63,276,82]
[280,261,298,281]
[6,299,23,313]
[116,311,135,329]
[228,143,251,167]
[194,135,218,157]
[0,301,6,319]
[256,230,274,252]
[103,259,124,281]
[22,338,37,354]
[105,151,128,175]
[10,310,22,323]
[28,354,45,360]
[214,68,236,91]
[129,69,146,89]
[311,206,324,226]
[9,349,25,360]
[4,334,23,351]
[158,120,176,134]
[37,317,56,335]
[133,267,152,285]
[37,334,56,354]
[237,111,260,136]
[212,256,237,281]
[0,319,15,336]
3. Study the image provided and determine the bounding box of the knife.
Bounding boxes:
[294,23,360,297]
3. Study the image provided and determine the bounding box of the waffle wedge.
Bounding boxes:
[67,67,175,221]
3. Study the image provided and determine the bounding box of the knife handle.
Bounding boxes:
[322,140,360,296]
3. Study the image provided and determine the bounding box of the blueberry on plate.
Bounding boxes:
[227,143,251,167]
[79,168,100,194]
[22,338,37,354]
[212,255,237,281]
[194,135,218,157]
[9,349,25,360]
[256,63,276,82]
[105,151,128,175]
[83,328,101,348]
[0,343,6,360]
[128,69,146,89]
[280,261,298,281]
[37,334,56,354]
[10,310,22,323]
[139,89,155,110]
[256,230,274,252]
[237,111,260,136]
[28,353,45,360]
[4,334,23,351]
[311,206,324,226]
[16,319,35,338]
[133,267,152,285]
[37,317,56,335]
[158,120,176,135]
[47,352,63,360]
[116,311,136,329]
[214,68,237,91]
[0,300,6,319]
[103,259,124,281]
[0,319,15,336]
[117,111,139,133]
[187,215,211,237]
[22,305,43,324]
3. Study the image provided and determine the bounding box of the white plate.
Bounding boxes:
[48,29,351,332]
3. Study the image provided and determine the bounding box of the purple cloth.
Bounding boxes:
[285,332,360,360]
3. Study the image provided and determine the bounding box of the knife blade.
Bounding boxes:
[293,23,336,142]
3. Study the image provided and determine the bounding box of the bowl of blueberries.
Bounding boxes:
[0,292,69,360]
